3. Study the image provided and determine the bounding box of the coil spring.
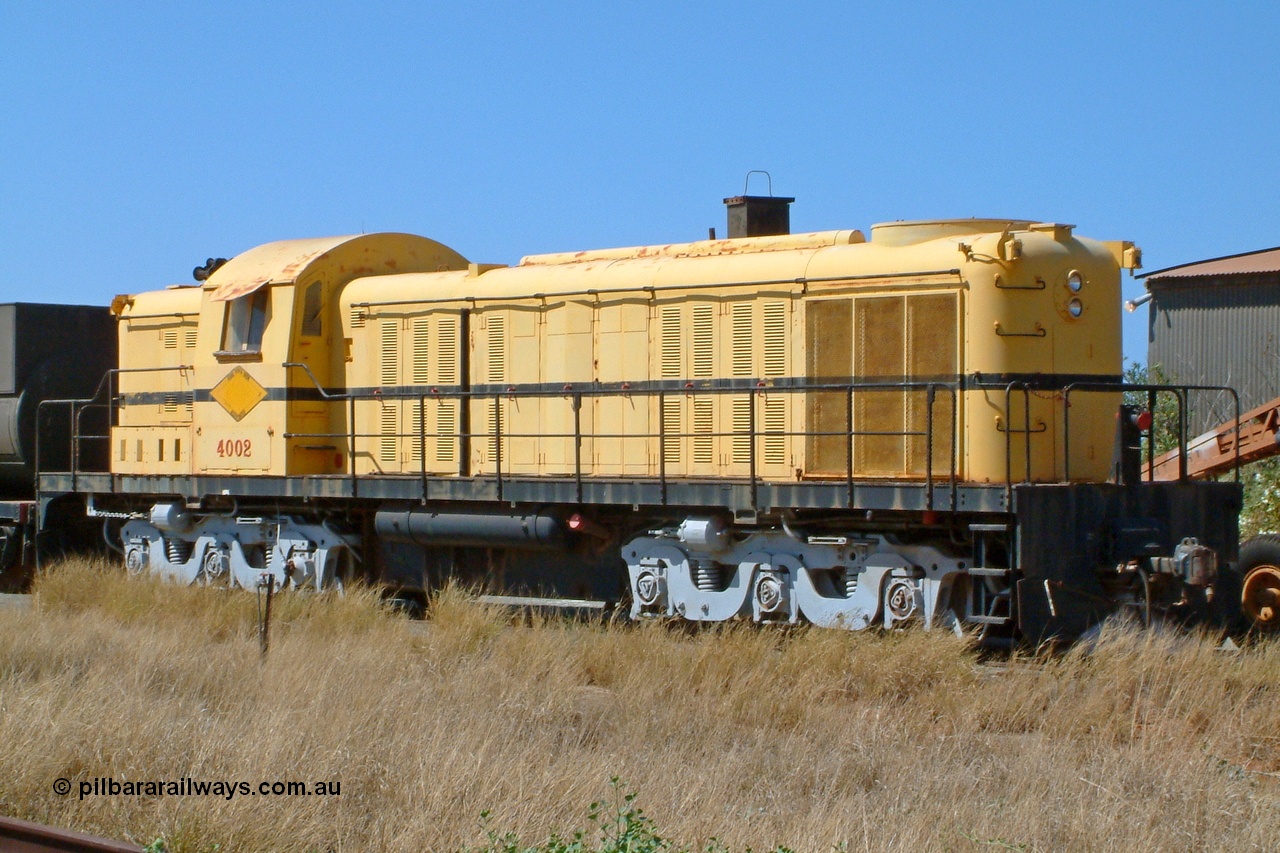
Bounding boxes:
[844,567,859,597]
[691,559,723,592]
[164,537,194,565]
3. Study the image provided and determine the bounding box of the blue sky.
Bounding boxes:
[2,2,1277,364]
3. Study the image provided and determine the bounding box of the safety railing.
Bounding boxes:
[279,369,961,511]
[41,369,1241,514]
[956,377,1242,509]
[1061,381,1240,483]
[34,365,193,494]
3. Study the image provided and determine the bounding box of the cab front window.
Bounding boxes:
[221,290,269,355]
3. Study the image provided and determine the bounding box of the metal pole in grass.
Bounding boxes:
[257,573,276,658]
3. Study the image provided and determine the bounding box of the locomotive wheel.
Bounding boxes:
[1126,565,1154,628]
[321,548,353,593]
[194,549,230,587]
[1239,535,1280,632]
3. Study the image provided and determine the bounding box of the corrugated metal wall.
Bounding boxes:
[1148,274,1280,434]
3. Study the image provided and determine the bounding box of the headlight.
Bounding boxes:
[1067,270,1084,292]
[1068,299,1084,318]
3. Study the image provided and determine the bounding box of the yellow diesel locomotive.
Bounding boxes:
[49,195,1239,644]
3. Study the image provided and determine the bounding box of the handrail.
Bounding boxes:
[44,368,1242,523]
[1061,382,1240,484]
[35,365,193,496]
[332,381,959,513]
[999,382,1036,508]
[46,376,963,514]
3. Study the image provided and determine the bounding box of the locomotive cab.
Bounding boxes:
[114,233,469,479]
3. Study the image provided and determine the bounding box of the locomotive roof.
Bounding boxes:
[342,223,1061,306]
[202,233,469,303]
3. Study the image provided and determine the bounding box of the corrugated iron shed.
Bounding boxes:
[1140,246,1280,434]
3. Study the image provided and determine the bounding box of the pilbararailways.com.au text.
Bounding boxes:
[54,777,340,801]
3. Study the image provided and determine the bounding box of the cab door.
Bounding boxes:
[287,278,340,474]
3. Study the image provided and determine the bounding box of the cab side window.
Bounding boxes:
[300,281,323,337]
[222,290,269,354]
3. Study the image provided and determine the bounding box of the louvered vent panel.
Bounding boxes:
[379,321,398,386]
[350,308,366,329]
[162,330,178,349]
[764,397,786,465]
[409,403,423,462]
[731,303,753,377]
[163,394,179,413]
[731,396,751,463]
[692,397,714,465]
[436,317,459,384]
[691,305,714,378]
[411,319,430,384]
[184,329,197,349]
[763,301,787,377]
[659,307,681,378]
[661,399,681,464]
[486,400,502,466]
[436,403,456,463]
[379,405,398,463]
[486,315,505,383]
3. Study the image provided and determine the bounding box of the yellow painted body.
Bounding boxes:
[113,233,469,478]
[115,219,1128,486]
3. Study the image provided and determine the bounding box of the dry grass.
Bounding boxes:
[0,558,1277,852]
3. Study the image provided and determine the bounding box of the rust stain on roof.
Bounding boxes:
[519,230,865,267]
[208,237,353,302]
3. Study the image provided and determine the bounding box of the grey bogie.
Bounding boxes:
[624,517,965,631]
[121,502,358,592]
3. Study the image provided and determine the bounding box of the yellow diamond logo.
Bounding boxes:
[210,367,268,422]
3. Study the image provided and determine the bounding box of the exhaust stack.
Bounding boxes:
[723,194,794,238]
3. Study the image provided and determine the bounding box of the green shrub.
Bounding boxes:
[473,779,794,853]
